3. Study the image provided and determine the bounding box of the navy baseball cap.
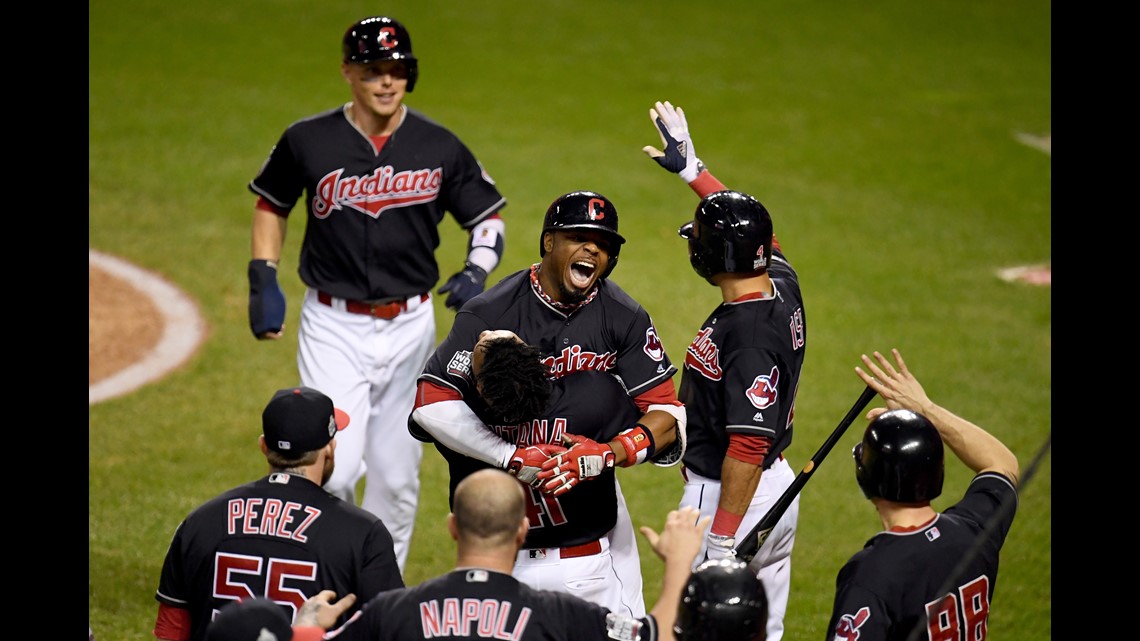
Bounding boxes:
[205,597,292,641]
[262,387,350,454]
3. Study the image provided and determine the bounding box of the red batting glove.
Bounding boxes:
[536,434,615,496]
[507,443,567,488]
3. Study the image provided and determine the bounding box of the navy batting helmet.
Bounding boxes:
[540,191,627,279]
[675,559,768,641]
[342,16,419,91]
[853,409,945,503]
[678,190,773,280]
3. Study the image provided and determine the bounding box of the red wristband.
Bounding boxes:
[615,423,655,467]
[711,507,744,537]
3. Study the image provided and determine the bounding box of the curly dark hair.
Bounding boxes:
[475,337,552,425]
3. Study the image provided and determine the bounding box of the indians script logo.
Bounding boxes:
[588,198,606,220]
[541,345,618,378]
[832,607,870,640]
[311,166,442,219]
[746,366,779,410]
[643,327,664,362]
[685,327,721,380]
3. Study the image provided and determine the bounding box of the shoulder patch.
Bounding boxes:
[746,365,780,409]
[643,326,664,362]
[604,612,643,641]
[833,606,870,640]
[447,350,474,383]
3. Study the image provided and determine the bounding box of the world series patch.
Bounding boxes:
[447,350,474,383]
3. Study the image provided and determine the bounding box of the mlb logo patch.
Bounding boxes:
[925,527,941,542]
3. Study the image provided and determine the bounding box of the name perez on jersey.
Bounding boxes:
[225,497,321,542]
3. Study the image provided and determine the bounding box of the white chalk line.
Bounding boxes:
[89,249,207,405]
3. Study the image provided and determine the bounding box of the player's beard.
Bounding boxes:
[557,281,591,306]
[320,456,335,486]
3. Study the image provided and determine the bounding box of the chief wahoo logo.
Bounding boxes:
[746,365,779,409]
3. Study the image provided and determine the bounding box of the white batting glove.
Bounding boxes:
[642,100,705,183]
[704,532,737,562]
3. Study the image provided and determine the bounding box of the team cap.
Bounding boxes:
[262,387,349,454]
[205,597,292,641]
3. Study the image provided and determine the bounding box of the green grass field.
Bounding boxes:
[90,1,1050,638]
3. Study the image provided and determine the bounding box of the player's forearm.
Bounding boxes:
[688,168,727,199]
[648,552,692,641]
[718,455,763,517]
[411,401,516,467]
[251,207,287,261]
[608,409,677,466]
[924,403,1020,485]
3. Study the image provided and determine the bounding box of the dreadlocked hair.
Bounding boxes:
[476,338,552,425]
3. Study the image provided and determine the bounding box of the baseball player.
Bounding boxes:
[675,559,769,641]
[152,387,404,641]
[205,597,324,641]
[642,100,806,641]
[827,348,1020,641]
[298,469,711,641]
[409,190,688,616]
[423,330,656,615]
[246,15,508,572]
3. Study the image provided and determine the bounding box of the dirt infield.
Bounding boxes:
[88,250,207,404]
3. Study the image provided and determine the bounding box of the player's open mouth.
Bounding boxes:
[569,261,596,288]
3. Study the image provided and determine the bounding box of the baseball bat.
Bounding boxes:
[733,385,877,563]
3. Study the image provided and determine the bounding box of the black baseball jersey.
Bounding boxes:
[420,265,676,401]
[326,569,659,641]
[678,247,806,478]
[826,473,1019,641]
[433,370,643,548]
[417,266,674,546]
[249,105,506,301]
[154,473,403,641]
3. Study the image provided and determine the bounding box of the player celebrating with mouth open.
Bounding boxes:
[411,190,687,616]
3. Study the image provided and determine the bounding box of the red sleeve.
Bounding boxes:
[292,626,327,641]
[688,172,781,252]
[725,432,772,467]
[414,380,463,410]
[153,603,191,641]
[631,379,680,414]
[689,170,728,198]
[255,195,290,217]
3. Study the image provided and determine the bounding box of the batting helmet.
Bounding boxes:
[675,559,768,641]
[539,191,627,279]
[342,16,419,92]
[853,409,945,503]
[678,190,773,280]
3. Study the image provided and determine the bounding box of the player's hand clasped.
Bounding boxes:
[507,443,567,488]
[642,100,705,183]
[438,262,489,311]
[536,434,616,496]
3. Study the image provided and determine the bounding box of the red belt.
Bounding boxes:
[317,291,429,320]
[559,540,603,559]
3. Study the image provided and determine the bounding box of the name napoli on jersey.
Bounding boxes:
[311,165,441,219]
[418,597,531,640]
